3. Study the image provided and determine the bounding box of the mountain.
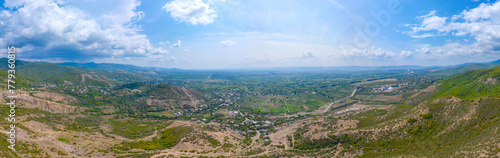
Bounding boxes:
[429,59,500,75]
[58,62,180,72]
[116,82,204,101]
[351,66,500,157]
[0,58,107,85]
[58,59,500,75]
[433,65,500,99]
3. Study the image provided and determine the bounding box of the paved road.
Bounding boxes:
[321,85,358,113]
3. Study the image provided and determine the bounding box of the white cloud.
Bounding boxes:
[159,41,170,45]
[0,0,171,62]
[342,46,396,58]
[461,2,500,22]
[162,0,217,25]
[417,11,448,31]
[404,1,500,57]
[409,33,437,38]
[340,46,412,59]
[404,11,448,37]
[296,51,317,59]
[400,50,413,57]
[171,40,182,48]
[221,40,236,47]
[407,2,500,40]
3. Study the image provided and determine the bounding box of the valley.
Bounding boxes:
[0,59,498,157]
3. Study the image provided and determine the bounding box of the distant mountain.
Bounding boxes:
[57,59,500,74]
[211,65,424,72]
[429,59,500,75]
[58,62,180,72]
[0,58,107,85]
[59,62,427,72]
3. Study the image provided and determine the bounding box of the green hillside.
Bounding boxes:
[344,66,500,157]
[434,66,500,99]
[117,82,202,101]
[0,58,107,85]
[430,59,500,75]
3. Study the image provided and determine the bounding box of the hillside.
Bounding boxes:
[0,58,108,86]
[434,66,500,99]
[430,59,500,75]
[334,67,500,157]
[263,67,500,157]
[58,62,180,72]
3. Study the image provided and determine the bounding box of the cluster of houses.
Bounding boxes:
[375,85,394,92]
[173,111,182,117]
[226,110,239,116]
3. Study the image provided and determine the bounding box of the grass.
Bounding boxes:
[287,104,295,112]
[351,109,388,128]
[200,133,220,147]
[269,107,287,113]
[362,81,400,86]
[303,99,325,111]
[353,97,500,157]
[57,137,70,143]
[119,126,194,151]
[162,111,175,118]
[146,112,164,117]
[221,143,234,150]
[330,101,358,112]
[109,120,172,139]
[253,107,263,112]
[349,104,413,130]
[433,66,500,100]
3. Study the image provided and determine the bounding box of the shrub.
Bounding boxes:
[420,113,432,119]
[407,118,417,124]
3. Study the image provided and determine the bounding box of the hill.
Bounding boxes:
[336,67,500,157]
[433,66,500,99]
[430,59,500,75]
[58,62,180,72]
[272,67,500,157]
[0,58,108,86]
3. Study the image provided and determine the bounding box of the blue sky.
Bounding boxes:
[1,0,499,69]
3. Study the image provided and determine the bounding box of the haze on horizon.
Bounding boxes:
[1,0,500,69]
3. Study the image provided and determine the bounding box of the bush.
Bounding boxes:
[407,118,417,124]
[119,126,193,151]
[420,113,432,119]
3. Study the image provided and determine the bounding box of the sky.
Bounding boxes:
[1,0,500,69]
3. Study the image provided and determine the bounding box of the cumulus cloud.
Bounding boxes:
[171,40,182,48]
[163,0,217,25]
[159,41,171,45]
[221,40,236,47]
[404,1,500,57]
[342,46,396,58]
[0,0,170,62]
[404,11,448,38]
[296,51,317,59]
[341,46,412,59]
